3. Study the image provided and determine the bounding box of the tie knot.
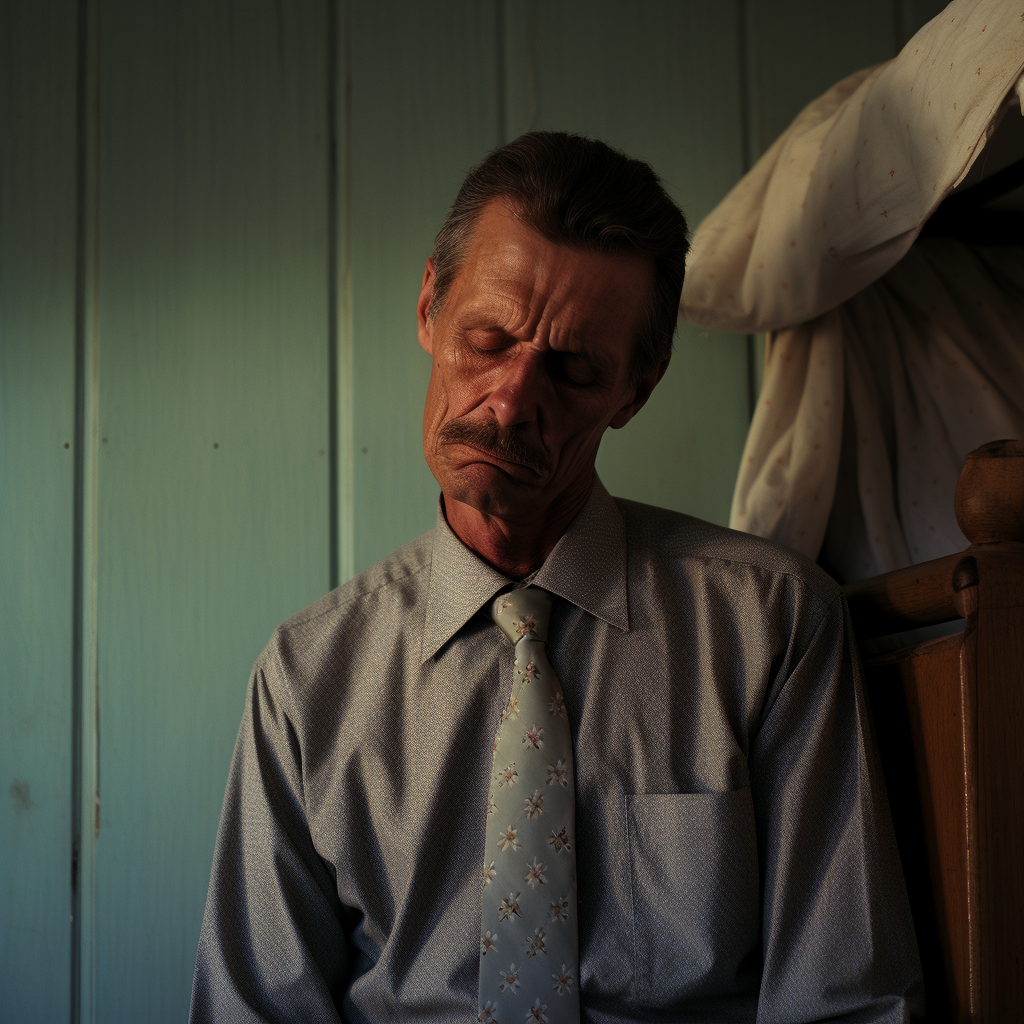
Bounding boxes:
[491,586,552,645]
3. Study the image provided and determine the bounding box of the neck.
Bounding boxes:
[443,473,594,579]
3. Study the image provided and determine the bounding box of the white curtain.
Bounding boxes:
[682,0,1024,582]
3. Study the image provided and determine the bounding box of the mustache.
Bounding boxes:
[438,418,549,475]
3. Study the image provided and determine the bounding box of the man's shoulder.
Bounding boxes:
[295,528,433,624]
[258,528,434,674]
[612,495,840,607]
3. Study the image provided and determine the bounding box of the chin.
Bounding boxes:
[439,461,537,518]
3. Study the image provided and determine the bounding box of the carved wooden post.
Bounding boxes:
[951,440,1024,1022]
[843,439,1024,1023]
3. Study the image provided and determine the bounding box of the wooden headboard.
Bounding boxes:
[843,439,1024,1023]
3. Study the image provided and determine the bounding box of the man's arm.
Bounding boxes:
[750,592,924,1022]
[190,655,349,1023]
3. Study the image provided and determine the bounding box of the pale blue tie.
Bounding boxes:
[478,586,580,1024]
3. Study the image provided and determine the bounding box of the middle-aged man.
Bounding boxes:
[190,131,923,1023]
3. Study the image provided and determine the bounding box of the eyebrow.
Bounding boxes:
[550,327,619,376]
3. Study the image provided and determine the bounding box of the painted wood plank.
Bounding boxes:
[0,2,78,1015]
[0,2,78,1021]
[333,0,355,588]
[745,0,908,161]
[91,1,332,1019]
[349,0,501,574]
[504,0,750,525]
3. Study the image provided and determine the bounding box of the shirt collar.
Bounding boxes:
[531,477,629,633]
[421,476,628,663]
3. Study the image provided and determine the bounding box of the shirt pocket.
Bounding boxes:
[626,789,760,1007]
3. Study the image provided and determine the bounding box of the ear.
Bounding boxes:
[417,259,436,355]
[608,353,671,429]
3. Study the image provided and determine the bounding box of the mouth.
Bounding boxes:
[437,419,548,477]
[453,441,544,478]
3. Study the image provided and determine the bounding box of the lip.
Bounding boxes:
[455,441,542,477]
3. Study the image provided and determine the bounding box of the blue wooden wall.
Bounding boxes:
[1,1,945,1020]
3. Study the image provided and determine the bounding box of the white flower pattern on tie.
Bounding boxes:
[526,997,548,1022]
[547,827,570,853]
[546,691,566,718]
[525,927,546,958]
[552,966,573,995]
[498,893,521,922]
[516,615,537,636]
[524,857,547,888]
[524,790,544,818]
[480,587,578,1021]
[499,964,520,993]
[546,760,568,787]
[503,694,520,721]
[549,896,569,922]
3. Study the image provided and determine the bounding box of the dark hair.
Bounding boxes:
[428,131,689,386]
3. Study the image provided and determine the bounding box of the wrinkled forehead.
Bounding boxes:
[449,201,653,352]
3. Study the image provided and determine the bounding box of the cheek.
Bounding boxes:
[442,344,483,391]
[422,369,449,437]
[433,350,495,419]
[549,396,624,458]
[568,392,622,434]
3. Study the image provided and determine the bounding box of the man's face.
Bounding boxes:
[417,200,666,523]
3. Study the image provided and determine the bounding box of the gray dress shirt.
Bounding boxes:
[190,479,923,1023]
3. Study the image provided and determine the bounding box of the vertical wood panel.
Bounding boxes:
[349,0,501,574]
[92,1,332,1019]
[0,3,78,1020]
[745,0,908,161]
[333,0,355,587]
[504,0,750,524]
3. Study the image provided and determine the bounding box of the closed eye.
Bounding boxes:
[554,352,600,387]
[464,329,514,355]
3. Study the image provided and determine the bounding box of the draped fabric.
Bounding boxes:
[681,0,1024,582]
[735,241,1024,583]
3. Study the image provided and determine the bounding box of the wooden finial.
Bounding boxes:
[954,439,1024,544]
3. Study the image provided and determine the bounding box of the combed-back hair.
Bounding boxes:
[428,131,689,386]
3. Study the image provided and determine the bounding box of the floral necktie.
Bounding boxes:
[478,586,580,1024]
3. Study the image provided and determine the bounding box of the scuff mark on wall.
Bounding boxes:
[10,778,33,810]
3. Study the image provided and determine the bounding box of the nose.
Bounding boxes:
[486,349,547,429]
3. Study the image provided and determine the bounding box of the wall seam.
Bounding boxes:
[495,0,507,145]
[326,0,340,589]
[71,0,100,1020]
[70,0,86,1012]
[332,0,354,588]
[735,0,759,420]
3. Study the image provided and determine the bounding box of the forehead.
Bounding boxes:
[447,201,652,353]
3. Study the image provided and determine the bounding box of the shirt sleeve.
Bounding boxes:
[749,592,925,1023]
[189,653,350,1023]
